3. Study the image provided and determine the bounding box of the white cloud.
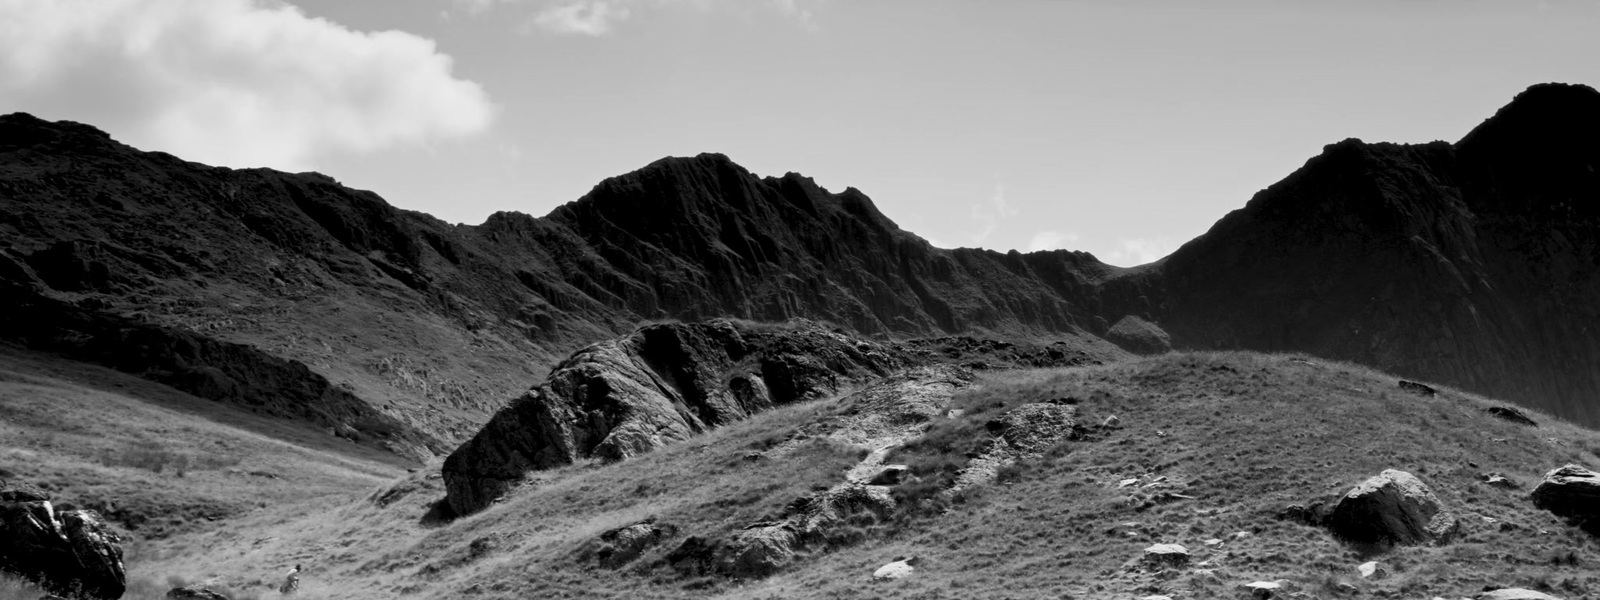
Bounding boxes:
[1106,238,1176,267]
[1028,231,1081,252]
[501,0,817,35]
[968,184,1017,246]
[530,1,632,35]
[0,0,495,171]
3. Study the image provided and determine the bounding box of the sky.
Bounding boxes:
[2,1,1598,266]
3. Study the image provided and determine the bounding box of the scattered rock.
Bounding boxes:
[1530,464,1600,532]
[872,556,916,580]
[1477,589,1563,600]
[1238,580,1291,599]
[1485,406,1538,426]
[1203,538,1223,547]
[1481,473,1520,490]
[1397,380,1437,396]
[1278,501,1331,526]
[1141,543,1190,568]
[1103,415,1121,428]
[1357,560,1386,579]
[866,465,909,486]
[166,586,231,600]
[1335,581,1360,594]
[596,519,677,568]
[1325,469,1458,546]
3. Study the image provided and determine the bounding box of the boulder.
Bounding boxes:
[596,520,677,568]
[0,497,126,600]
[1485,406,1538,426]
[166,586,232,600]
[872,557,915,580]
[1238,580,1291,599]
[1325,469,1458,546]
[1357,560,1386,579]
[1530,464,1600,532]
[1397,380,1437,396]
[1482,473,1520,490]
[1477,590,1563,600]
[717,523,798,578]
[1141,543,1189,567]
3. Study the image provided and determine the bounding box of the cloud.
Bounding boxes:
[530,1,632,35]
[1106,238,1176,267]
[495,0,818,35]
[0,0,495,171]
[1028,231,1081,252]
[968,184,1017,246]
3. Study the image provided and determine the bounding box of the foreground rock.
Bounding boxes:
[872,557,916,580]
[1477,589,1563,600]
[0,482,126,600]
[1530,464,1600,532]
[1325,469,1458,546]
[442,319,906,515]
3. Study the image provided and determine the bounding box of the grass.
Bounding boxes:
[25,350,1600,599]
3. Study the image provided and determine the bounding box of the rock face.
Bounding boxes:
[441,319,906,515]
[1530,464,1600,532]
[1325,469,1458,546]
[0,483,126,600]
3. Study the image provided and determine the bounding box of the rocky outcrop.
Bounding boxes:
[441,319,907,515]
[1486,406,1538,427]
[669,483,897,579]
[0,482,126,600]
[1530,464,1600,533]
[1324,469,1458,546]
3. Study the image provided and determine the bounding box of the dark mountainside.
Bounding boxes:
[0,82,1597,457]
[1157,83,1600,424]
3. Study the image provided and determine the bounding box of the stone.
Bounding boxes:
[1102,415,1121,428]
[1325,469,1458,546]
[1477,589,1563,600]
[1357,560,1386,579]
[166,586,232,600]
[872,557,915,580]
[1485,406,1538,426]
[1481,473,1520,490]
[1529,464,1600,532]
[1142,543,1189,567]
[596,520,677,568]
[1398,380,1437,396]
[1238,580,1290,599]
[867,465,909,486]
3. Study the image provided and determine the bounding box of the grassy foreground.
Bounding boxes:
[116,351,1600,600]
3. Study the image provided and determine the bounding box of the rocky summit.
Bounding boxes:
[0,83,1599,600]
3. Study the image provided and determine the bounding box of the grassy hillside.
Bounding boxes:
[118,352,1600,600]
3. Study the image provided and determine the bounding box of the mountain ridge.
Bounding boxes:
[1,82,1597,454]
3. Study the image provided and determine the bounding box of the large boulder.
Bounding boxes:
[442,320,906,515]
[0,490,126,600]
[1478,589,1563,600]
[1325,469,1458,546]
[595,520,677,568]
[1530,464,1600,532]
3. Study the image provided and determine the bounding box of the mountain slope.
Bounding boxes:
[1155,83,1600,424]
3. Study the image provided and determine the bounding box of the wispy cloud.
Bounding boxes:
[529,1,632,36]
[968,184,1017,246]
[0,0,495,171]
[459,0,821,35]
[1106,238,1176,267]
[1027,231,1081,252]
